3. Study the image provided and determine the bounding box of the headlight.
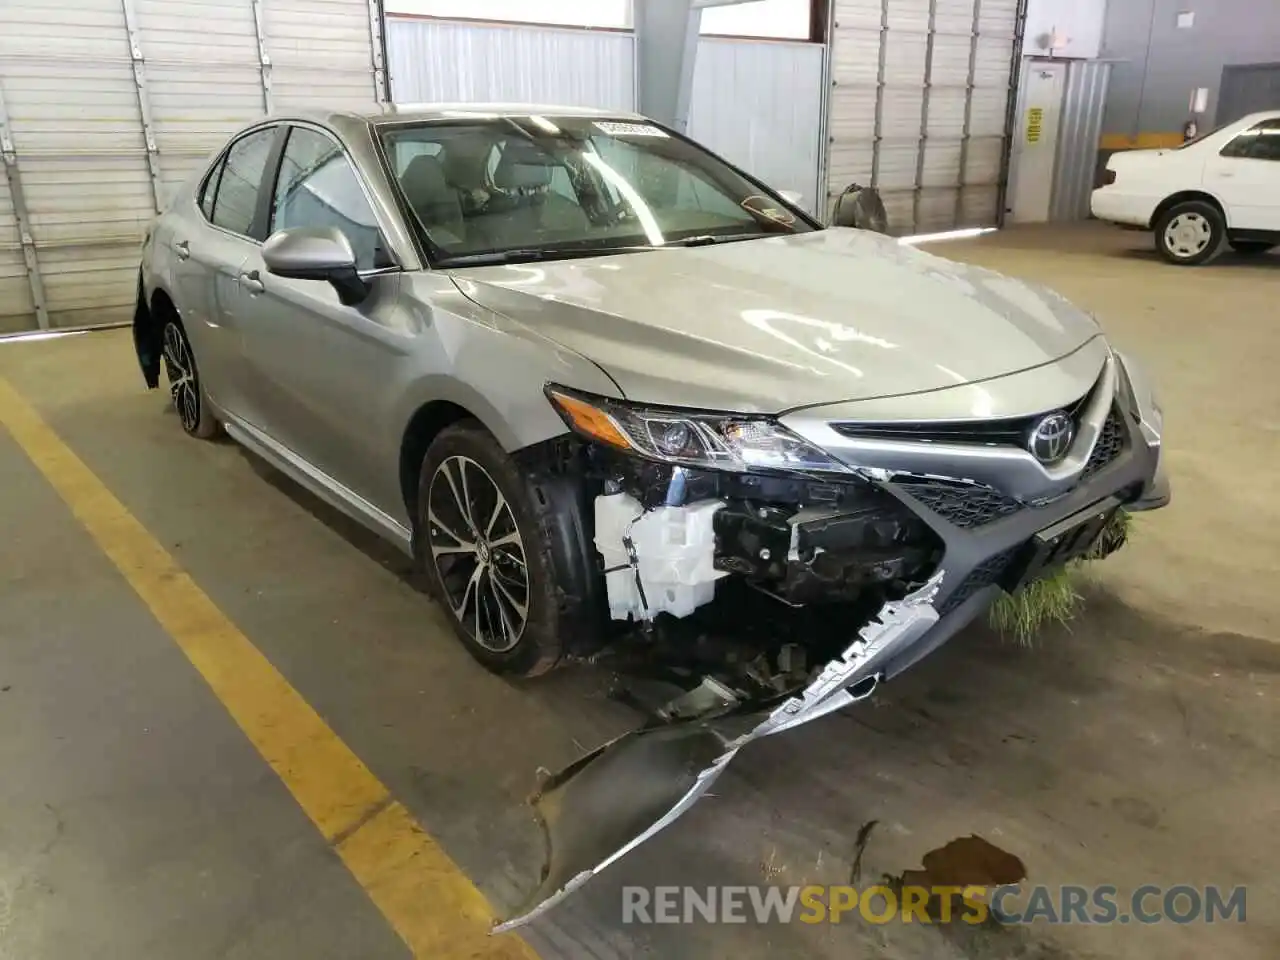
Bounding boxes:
[545,385,852,474]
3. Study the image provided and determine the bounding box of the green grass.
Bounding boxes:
[987,509,1132,644]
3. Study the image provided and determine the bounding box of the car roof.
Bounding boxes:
[321,102,644,126]
[375,102,644,121]
[1236,109,1280,125]
[267,103,648,142]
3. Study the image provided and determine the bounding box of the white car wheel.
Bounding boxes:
[1163,213,1212,258]
[1154,200,1226,266]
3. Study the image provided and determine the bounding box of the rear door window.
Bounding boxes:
[199,159,223,220]
[1220,120,1280,161]
[209,127,279,239]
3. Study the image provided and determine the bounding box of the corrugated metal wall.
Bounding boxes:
[0,0,384,334]
[1101,0,1280,137]
[385,17,635,112]
[1050,59,1110,221]
[826,0,1023,233]
[384,17,827,214]
[687,39,825,214]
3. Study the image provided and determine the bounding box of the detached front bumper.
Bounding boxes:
[498,571,947,932]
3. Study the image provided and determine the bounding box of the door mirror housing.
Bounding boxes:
[262,226,369,306]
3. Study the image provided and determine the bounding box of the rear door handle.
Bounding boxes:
[239,269,265,294]
[174,240,190,261]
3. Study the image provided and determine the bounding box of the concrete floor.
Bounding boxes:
[1,222,1276,959]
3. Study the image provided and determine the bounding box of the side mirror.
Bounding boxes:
[779,189,804,206]
[262,226,369,306]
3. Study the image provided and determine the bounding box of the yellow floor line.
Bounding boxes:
[0,376,538,960]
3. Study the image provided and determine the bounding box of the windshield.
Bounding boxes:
[377,115,815,265]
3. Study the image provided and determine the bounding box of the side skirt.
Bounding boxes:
[221,413,414,556]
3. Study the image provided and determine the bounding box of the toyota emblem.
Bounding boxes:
[1028,412,1075,464]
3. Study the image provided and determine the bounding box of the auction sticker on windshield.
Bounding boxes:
[594,121,669,138]
[742,195,796,225]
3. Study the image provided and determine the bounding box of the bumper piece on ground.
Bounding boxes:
[493,571,944,933]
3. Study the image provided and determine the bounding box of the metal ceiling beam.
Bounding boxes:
[0,84,50,330]
[634,0,760,133]
[249,0,274,114]
[120,0,165,213]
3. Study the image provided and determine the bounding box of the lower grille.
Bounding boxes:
[938,547,1020,616]
[1082,407,1127,479]
[895,479,1024,529]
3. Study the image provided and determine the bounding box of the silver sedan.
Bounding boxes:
[133,103,1169,690]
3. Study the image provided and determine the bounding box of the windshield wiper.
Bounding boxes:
[668,232,779,247]
[439,245,659,268]
[439,233,779,266]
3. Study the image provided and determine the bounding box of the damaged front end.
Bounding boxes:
[496,378,1158,931]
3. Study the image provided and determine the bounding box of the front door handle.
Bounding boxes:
[239,269,265,295]
[174,240,190,261]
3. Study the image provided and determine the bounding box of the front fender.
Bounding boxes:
[391,288,625,455]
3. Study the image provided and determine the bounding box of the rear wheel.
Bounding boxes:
[1229,239,1274,255]
[1154,201,1226,266]
[417,423,566,677]
[161,318,219,439]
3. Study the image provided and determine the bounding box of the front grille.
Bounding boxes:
[894,479,1024,529]
[938,547,1020,616]
[831,391,1093,449]
[1082,407,1127,479]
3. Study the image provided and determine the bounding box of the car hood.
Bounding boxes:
[448,228,1101,414]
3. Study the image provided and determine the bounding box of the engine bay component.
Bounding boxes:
[594,492,727,620]
[585,444,942,611]
[713,499,938,604]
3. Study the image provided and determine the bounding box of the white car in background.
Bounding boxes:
[1091,110,1280,265]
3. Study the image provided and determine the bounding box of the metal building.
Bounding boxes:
[0,0,386,334]
[825,0,1023,233]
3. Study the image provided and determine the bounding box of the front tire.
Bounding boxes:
[416,423,566,677]
[1154,201,1226,266]
[161,318,219,439]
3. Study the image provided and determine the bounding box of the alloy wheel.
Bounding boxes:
[162,321,200,433]
[426,455,530,653]
[1163,212,1212,259]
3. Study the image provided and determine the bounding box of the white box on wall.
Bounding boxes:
[1022,0,1106,59]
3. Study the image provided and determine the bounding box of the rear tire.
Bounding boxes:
[416,422,567,677]
[1229,239,1274,256]
[161,317,220,439]
[1154,201,1226,266]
